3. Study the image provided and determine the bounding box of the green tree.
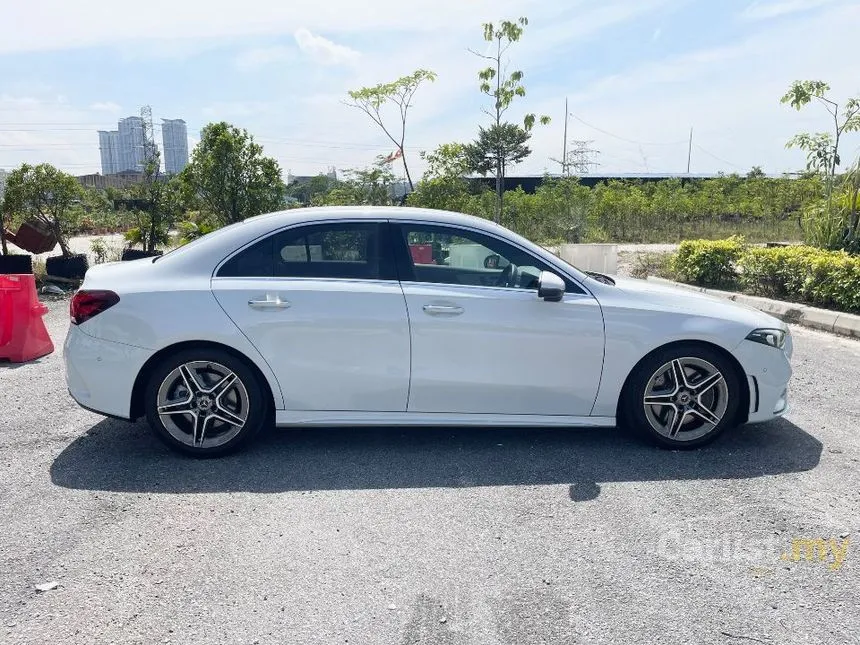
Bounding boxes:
[408,142,476,212]
[180,122,285,226]
[124,143,185,252]
[781,81,860,249]
[781,80,860,201]
[465,123,531,181]
[316,164,396,206]
[469,16,549,222]
[346,69,437,192]
[286,174,337,205]
[1,163,83,257]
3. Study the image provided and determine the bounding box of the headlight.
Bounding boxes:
[746,328,787,349]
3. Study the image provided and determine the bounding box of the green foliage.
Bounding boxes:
[125,152,184,251]
[285,174,337,206]
[176,211,220,246]
[89,237,124,264]
[475,17,548,133]
[672,236,746,288]
[738,245,860,313]
[314,165,396,206]
[629,252,677,280]
[781,79,860,225]
[408,174,814,243]
[90,237,108,264]
[180,122,285,226]
[1,162,84,257]
[346,69,437,191]
[470,15,548,222]
[465,123,531,176]
[802,161,860,252]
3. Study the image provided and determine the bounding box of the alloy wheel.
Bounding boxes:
[642,357,729,442]
[156,361,250,449]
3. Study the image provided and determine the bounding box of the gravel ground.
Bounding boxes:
[1,301,858,644]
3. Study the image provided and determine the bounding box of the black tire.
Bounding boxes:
[144,348,268,457]
[620,343,742,450]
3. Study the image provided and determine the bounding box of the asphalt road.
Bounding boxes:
[1,300,858,645]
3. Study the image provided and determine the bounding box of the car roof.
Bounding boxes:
[244,206,505,229]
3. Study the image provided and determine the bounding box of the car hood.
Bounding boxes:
[604,276,786,330]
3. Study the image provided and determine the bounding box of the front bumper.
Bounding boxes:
[64,324,155,419]
[733,337,792,424]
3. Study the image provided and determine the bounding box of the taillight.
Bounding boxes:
[70,290,120,325]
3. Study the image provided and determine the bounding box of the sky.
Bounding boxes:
[1,0,859,180]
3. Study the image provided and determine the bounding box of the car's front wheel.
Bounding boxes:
[144,348,267,457]
[621,344,741,449]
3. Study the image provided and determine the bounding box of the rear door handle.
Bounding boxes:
[422,304,464,316]
[248,297,291,310]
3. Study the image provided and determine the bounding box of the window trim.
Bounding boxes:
[213,219,398,282]
[390,220,589,296]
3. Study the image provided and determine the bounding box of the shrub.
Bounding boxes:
[672,236,745,288]
[630,252,676,280]
[738,245,860,312]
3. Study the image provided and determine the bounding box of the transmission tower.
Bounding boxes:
[566,140,600,174]
[140,104,159,173]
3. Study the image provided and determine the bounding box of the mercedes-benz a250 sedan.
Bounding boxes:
[65,207,792,456]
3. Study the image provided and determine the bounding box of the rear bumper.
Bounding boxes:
[64,324,154,419]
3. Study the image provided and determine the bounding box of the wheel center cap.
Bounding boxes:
[197,395,212,411]
[677,391,691,405]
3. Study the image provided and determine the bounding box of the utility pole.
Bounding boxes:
[686,127,693,174]
[561,97,569,176]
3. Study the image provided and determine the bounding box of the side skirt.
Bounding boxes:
[275,410,616,428]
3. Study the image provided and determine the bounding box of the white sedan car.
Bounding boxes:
[64,207,792,457]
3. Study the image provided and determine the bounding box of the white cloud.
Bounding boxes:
[293,28,359,66]
[741,0,836,20]
[234,45,294,71]
[651,27,662,42]
[0,0,527,55]
[0,95,106,172]
[89,101,121,112]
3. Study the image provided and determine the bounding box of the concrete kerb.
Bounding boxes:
[645,276,860,339]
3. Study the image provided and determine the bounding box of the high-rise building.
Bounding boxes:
[97,115,148,174]
[161,119,189,174]
[98,130,120,175]
[117,116,146,173]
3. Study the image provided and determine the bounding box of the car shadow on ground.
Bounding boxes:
[49,417,823,498]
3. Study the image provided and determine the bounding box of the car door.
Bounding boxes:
[392,222,605,417]
[211,221,410,412]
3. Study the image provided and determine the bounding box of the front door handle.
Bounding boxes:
[248,297,291,310]
[422,304,464,316]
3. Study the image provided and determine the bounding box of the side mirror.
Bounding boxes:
[538,271,565,302]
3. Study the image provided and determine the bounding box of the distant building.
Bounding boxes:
[161,118,189,175]
[98,130,120,175]
[0,168,8,204]
[98,114,175,175]
[77,170,145,190]
[117,116,146,173]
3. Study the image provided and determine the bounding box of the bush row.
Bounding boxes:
[671,238,860,313]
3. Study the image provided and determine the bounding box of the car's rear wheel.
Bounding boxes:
[621,344,741,449]
[144,349,267,457]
